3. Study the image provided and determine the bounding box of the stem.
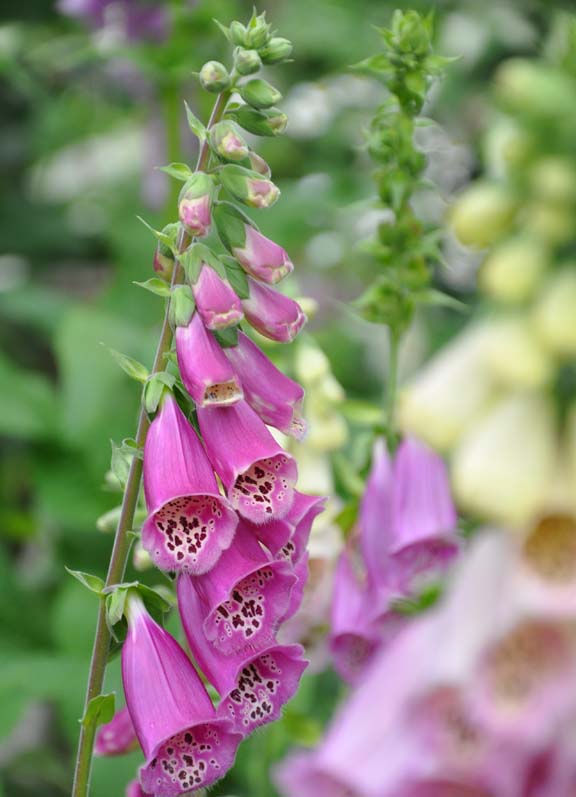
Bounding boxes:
[71,87,231,797]
[385,328,400,452]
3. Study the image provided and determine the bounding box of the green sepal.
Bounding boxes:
[103,581,174,641]
[213,201,254,251]
[169,285,195,328]
[106,347,149,383]
[214,326,240,348]
[159,162,194,182]
[110,438,143,490]
[144,371,176,414]
[334,497,360,538]
[184,101,207,142]
[181,243,226,283]
[65,568,105,595]
[227,105,287,137]
[80,693,115,729]
[133,278,172,298]
[136,216,177,249]
[222,256,250,299]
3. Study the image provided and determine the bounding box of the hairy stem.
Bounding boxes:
[71,88,231,797]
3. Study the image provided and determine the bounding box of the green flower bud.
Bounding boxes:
[246,12,271,49]
[450,182,517,249]
[199,61,231,93]
[234,48,262,76]
[210,120,249,162]
[239,78,282,110]
[228,20,248,46]
[391,9,432,57]
[219,164,280,208]
[230,106,288,137]
[259,37,293,64]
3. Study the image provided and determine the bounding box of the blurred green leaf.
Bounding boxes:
[81,692,115,729]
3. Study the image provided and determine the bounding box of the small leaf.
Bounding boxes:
[106,587,128,629]
[136,216,175,248]
[133,278,172,298]
[213,18,231,41]
[65,568,104,595]
[214,326,239,348]
[110,440,132,488]
[144,372,175,414]
[223,258,250,299]
[184,101,207,142]
[159,162,194,182]
[415,289,468,313]
[105,347,149,383]
[81,693,115,729]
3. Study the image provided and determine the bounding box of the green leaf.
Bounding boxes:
[105,347,149,383]
[105,588,128,629]
[334,498,359,537]
[414,289,469,313]
[64,568,105,595]
[136,216,175,248]
[184,101,207,142]
[81,692,115,729]
[214,326,240,348]
[144,371,175,414]
[159,162,194,182]
[223,257,250,299]
[133,278,172,298]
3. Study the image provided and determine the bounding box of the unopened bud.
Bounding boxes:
[153,241,174,281]
[228,20,248,46]
[450,182,517,249]
[259,37,293,64]
[240,78,282,110]
[234,47,262,76]
[220,164,280,209]
[178,173,213,237]
[247,150,271,177]
[246,12,271,49]
[231,106,288,137]
[391,9,431,57]
[210,121,249,162]
[199,60,231,93]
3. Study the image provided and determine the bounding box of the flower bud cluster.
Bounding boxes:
[101,16,320,796]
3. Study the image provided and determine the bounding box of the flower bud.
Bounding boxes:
[231,106,288,137]
[246,11,271,48]
[481,316,553,389]
[210,120,249,162]
[220,164,280,208]
[391,9,431,56]
[450,182,517,249]
[178,172,213,237]
[153,241,174,281]
[247,150,271,177]
[199,60,231,93]
[233,47,262,76]
[480,237,548,303]
[533,268,576,355]
[228,20,248,46]
[240,78,282,109]
[259,37,293,64]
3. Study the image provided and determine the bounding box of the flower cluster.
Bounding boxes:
[92,14,322,796]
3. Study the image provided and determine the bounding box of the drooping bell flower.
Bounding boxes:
[329,548,388,684]
[95,705,138,756]
[387,436,459,592]
[121,594,242,796]
[359,438,393,592]
[142,393,238,574]
[197,400,298,524]
[242,279,307,343]
[274,749,353,797]
[281,553,309,622]
[178,173,213,238]
[178,574,307,736]
[175,313,243,407]
[224,331,306,437]
[214,203,293,284]
[179,522,297,656]
[192,265,243,330]
[275,491,327,565]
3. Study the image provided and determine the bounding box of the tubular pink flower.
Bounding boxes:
[233,226,293,284]
[225,331,306,437]
[191,265,243,330]
[126,778,151,797]
[95,706,138,756]
[243,279,307,343]
[281,553,309,622]
[178,193,211,237]
[388,436,459,591]
[142,394,238,574]
[121,595,241,796]
[359,438,393,590]
[276,491,326,565]
[178,574,307,736]
[197,400,298,523]
[181,522,297,655]
[175,313,243,407]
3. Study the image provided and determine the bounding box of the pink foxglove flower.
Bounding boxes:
[126,778,151,797]
[178,174,213,238]
[359,438,393,591]
[275,491,326,565]
[388,436,459,591]
[175,313,242,407]
[225,331,306,437]
[192,265,243,330]
[142,394,237,574]
[243,279,307,343]
[180,522,297,655]
[121,595,242,796]
[95,706,138,756]
[220,165,280,209]
[197,400,298,523]
[234,226,293,283]
[178,574,307,735]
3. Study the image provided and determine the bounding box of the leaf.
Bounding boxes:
[415,289,469,313]
[133,278,172,298]
[136,216,175,248]
[65,568,105,595]
[81,692,115,729]
[144,371,175,414]
[159,162,194,182]
[105,347,149,383]
[334,498,359,536]
[105,588,128,629]
[184,101,207,142]
[223,258,250,299]
[214,326,240,348]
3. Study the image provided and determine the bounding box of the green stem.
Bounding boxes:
[385,328,400,452]
[71,87,231,797]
